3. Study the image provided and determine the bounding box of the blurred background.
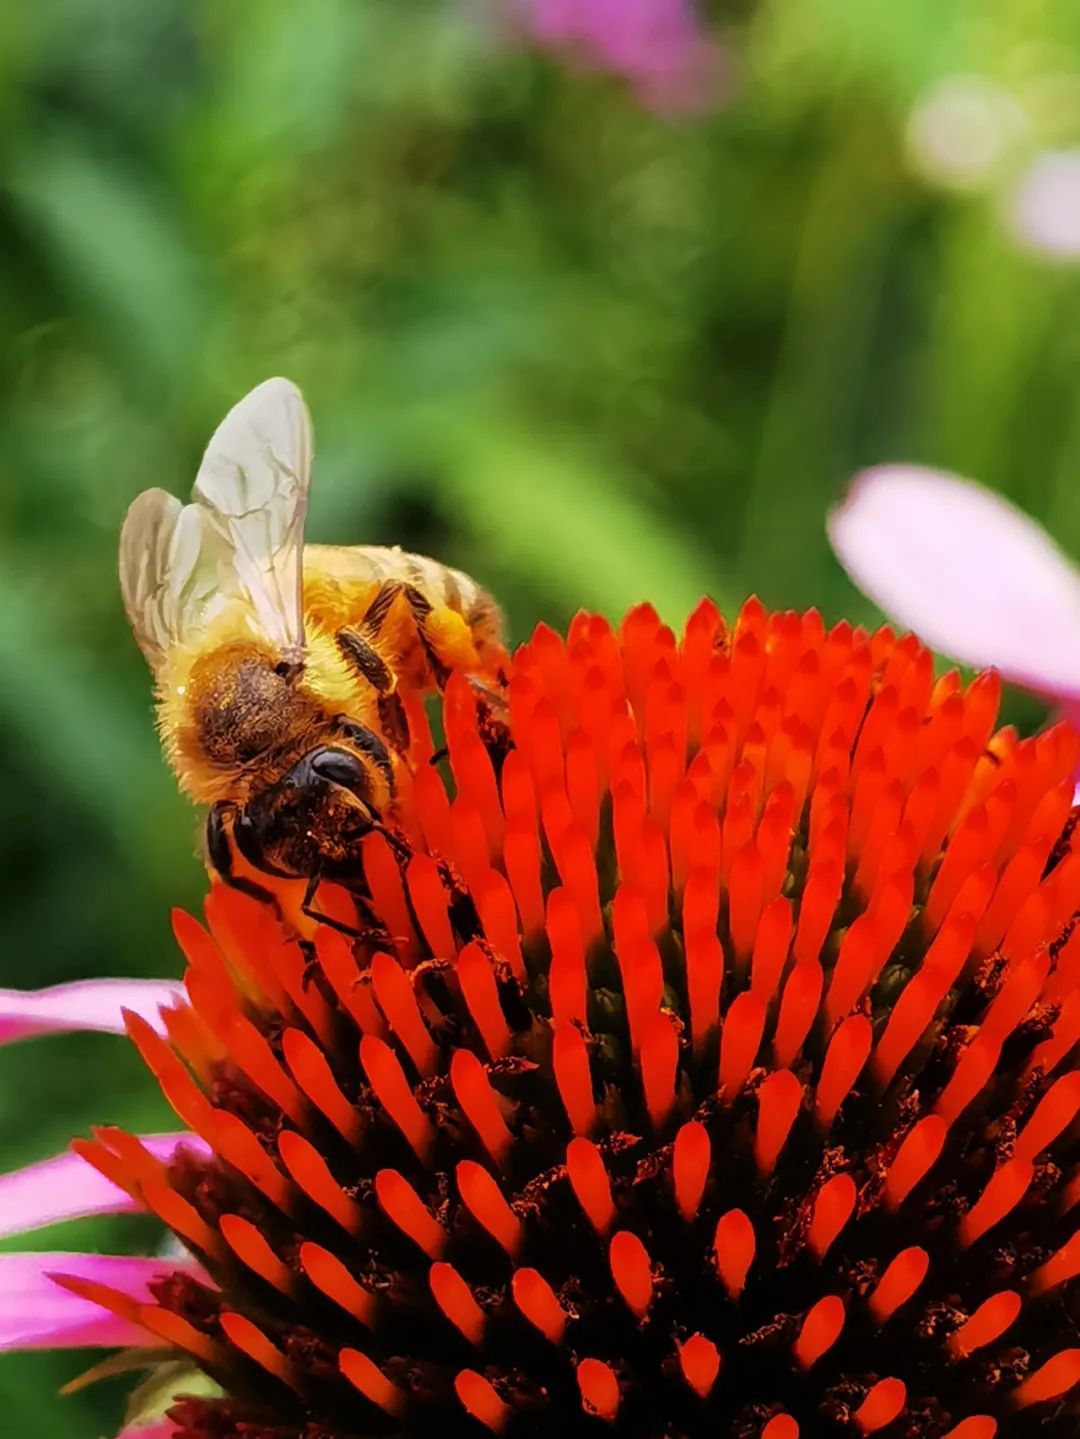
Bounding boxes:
[2,0,1080,1430]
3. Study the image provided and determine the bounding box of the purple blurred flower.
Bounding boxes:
[828,465,1080,745]
[1008,149,1080,260]
[514,0,723,113]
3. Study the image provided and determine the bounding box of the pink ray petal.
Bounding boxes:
[0,977,182,1046]
[0,1134,209,1240]
[117,1424,180,1439]
[829,465,1080,699]
[0,1253,201,1351]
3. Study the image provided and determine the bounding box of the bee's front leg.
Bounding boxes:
[299,870,397,950]
[299,871,360,943]
[204,801,277,903]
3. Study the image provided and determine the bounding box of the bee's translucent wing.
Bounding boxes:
[191,377,312,661]
[119,488,225,672]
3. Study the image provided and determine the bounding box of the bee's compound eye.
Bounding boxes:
[309,747,369,791]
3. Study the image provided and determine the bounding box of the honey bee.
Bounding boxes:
[119,378,506,904]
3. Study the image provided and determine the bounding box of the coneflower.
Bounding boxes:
[3,598,1079,1438]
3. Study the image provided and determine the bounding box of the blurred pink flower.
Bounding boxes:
[828,465,1080,741]
[514,0,723,113]
[1008,149,1080,260]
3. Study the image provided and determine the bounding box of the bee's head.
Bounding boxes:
[230,739,396,882]
[166,635,397,821]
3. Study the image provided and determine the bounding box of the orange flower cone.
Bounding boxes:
[6,598,1080,1438]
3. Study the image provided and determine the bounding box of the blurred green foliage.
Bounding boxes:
[2,1,1080,1431]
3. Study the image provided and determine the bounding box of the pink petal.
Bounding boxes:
[0,977,182,1046]
[117,1424,180,1439]
[829,465,1080,698]
[0,1134,209,1240]
[0,1253,199,1350]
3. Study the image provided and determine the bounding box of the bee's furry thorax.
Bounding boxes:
[157,607,379,806]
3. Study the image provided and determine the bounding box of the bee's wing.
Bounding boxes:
[119,488,226,672]
[191,377,312,661]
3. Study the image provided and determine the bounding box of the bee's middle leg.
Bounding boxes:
[300,870,399,951]
[336,622,412,759]
[352,578,452,691]
[336,627,394,694]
